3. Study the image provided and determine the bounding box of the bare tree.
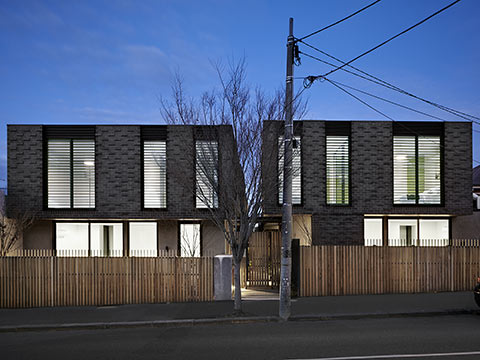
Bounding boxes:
[160,58,306,313]
[293,214,312,246]
[0,206,36,256]
[180,224,201,257]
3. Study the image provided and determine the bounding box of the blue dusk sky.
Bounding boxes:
[1,0,479,187]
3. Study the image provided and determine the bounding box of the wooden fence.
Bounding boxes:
[300,245,480,297]
[0,256,214,308]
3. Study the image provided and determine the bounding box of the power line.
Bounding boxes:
[323,77,480,165]
[326,78,446,121]
[297,52,480,161]
[298,0,382,41]
[325,77,394,121]
[320,0,462,78]
[302,43,480,123]
[299,45,480,125]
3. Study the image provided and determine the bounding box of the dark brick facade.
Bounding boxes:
[263,120,473,244]
[7,124,236,220]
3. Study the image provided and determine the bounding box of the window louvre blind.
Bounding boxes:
[393,136,416,204]
[196,141,218,209]
[47,139,95,208]
[278,136,302,205]
[143,141,167,208]
[73,140,95,208]
[48,140,71,208]
[418,136,441,204]
[326,136,349,205]
[393,136,441,205]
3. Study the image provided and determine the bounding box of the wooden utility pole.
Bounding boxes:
[279,17,294,321]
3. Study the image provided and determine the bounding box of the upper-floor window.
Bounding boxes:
[196,140,218,208]
[143,141,167,208]
[278,136,302,205]
[325,121,351,206]
[47,139,95,208]
[393,135,441,205]
[326,136,350,205]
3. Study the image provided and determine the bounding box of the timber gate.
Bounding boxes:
[246,231,281,288]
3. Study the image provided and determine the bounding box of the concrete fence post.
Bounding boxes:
[214,255,232,301]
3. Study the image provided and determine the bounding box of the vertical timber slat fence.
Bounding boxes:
[300,245,480,297]
[0,255,214,308]
[247,231,281,288]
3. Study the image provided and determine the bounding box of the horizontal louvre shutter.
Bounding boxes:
[418,136,441,204]
[144,141,167,208]
[326,136,349,205]
[278,136,302,205]
[44,126,95,139]
[393,136,416,204]
[73,140,95,208]
[48,140,71,208]
[196,141,218,209]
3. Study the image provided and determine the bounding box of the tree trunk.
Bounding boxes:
[233,257,242,314]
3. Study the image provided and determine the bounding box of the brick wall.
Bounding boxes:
[7,125,43,214]
[262,120,473,244]
[7,124,236,220]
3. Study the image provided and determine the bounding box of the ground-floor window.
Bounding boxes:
[180,223,201,257]
[364,219,383,246]
[364,217,449,246]
[56,222,123,256]
[90,223,123,256]
[56,223,89,256]
[129,222,157,257]
[54,220,212,256]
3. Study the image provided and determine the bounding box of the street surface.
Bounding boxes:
[1,314,479,359]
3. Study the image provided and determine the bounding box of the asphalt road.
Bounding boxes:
[1,315,480,360]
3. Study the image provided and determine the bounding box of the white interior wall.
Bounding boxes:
[388,219,418,246]
[364,219,383,246]
[129,222,157,257]
[56,223,89,256]
[90,223,123,256]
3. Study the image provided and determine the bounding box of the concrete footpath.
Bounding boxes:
[0,291,477,332]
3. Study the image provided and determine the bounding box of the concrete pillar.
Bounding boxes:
[214,255,232,301]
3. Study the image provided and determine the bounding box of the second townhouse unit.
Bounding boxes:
[261,120,473,246]
[7,124,238,256]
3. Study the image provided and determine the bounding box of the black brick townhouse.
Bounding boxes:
[7,124,237,256]
[262,120,473,245]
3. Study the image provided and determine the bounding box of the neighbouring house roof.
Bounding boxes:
[474,165,480,186]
